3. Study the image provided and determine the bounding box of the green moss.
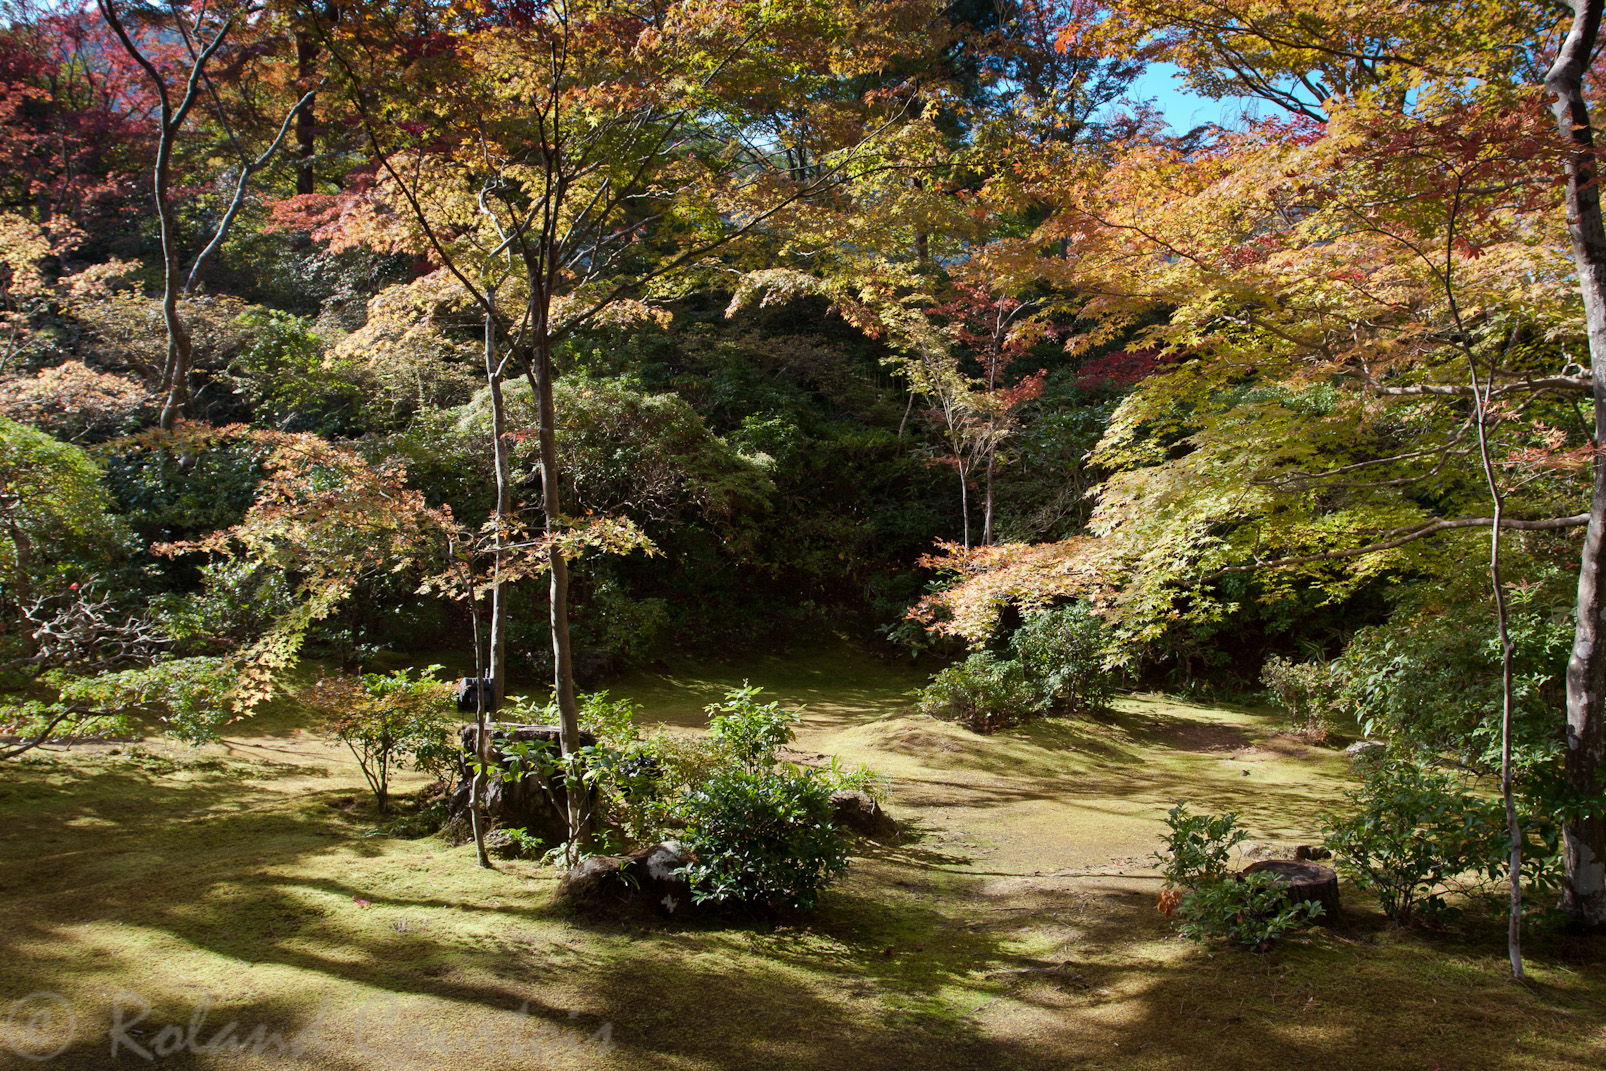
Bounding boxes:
[1,647,1601,1069]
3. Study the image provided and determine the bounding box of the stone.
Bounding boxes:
[556,842,699,918]
[1243,859,1341,922]
[444,723,597,847]
[1345,739,1386,759]
[830,790,898,838]
[572,648,617,688]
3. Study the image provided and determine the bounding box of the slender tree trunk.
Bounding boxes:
[528,335,585,846]
[154,116,192,431]
[1546,0,1606,931]
[1467,347,1524,977]
[485,297,510,709]
[470,636,492,869]
[983,436,997,547]
[958,463,970,550]
[459,531,491,868]
[96,0,230,432]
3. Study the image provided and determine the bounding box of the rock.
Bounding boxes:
[830,790,898,837]
[572,648,618,689]
[444,723,597,847]
[556,842,699,918]
[1345,739,1385,759]
[1294,844,1332,862]
[1243,859,1341,922]
[483,829,527,860]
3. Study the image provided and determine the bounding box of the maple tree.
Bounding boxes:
[281,0,941,850]
[96,0,314,429]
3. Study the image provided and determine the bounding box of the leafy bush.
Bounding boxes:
[1155,802,1247,888]
[706,683,800,767]
[1338,575,1570,773]
[1173,872,1324,951]
[226,309,363,434]
[1011,603,1114,715]
[581,578,670,667]
[1156,803,1321,950]
[1321,759,1491,924]
[502,685,865,910]
[1260,655,1350,738]
[675,684,851,911]
[677,764,849,912]
[917,651,1040,733]
[151,560,298,652]
[53,656,239,744]
[388,795,451,839]
[918,605,1116,733]
[306,666,456,813]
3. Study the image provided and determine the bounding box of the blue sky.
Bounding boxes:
[1123,62,1265,130]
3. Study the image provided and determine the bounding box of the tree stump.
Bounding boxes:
[1243,859,1340,923]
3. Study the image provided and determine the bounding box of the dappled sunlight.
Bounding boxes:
[3,656,1603,1070]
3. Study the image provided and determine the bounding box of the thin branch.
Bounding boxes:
[1201,513,1590,580]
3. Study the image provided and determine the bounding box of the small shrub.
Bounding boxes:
[389,796,450,839]
[306,666,456,814]
[1157,802,1320,951]
[821,755,891,804]
[678,764,849,912]
[1321,759,1489,924]
[1174,873,1324,951]
[498,826,548,857]
[1011,603,1114,715]
[917,651,1039,733]
[1260,655,1349,738]
[1155,802,1247,888]
[502,685,867,911]
[706,683,799,767]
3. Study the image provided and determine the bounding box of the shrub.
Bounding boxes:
[1173,873,1325,951]
[706,683,799,767]
[1156,802,1321,950]
[1337,574,1570,772]
[307,666,456,813]
[1321,759,1491,924]
[917,651,1039,733]
[1260,655,1349,738]
[677,764,849,912]
[1011,603,1114,715]
[678,683,850,911]
[1155,802,1247,888]
[503,685,867,911]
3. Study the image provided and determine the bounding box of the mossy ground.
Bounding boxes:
[2,643,1602,1069]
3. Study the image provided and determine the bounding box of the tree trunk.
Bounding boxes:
[1546,0,1606,932]
[528,337,584,844]
[462,528,492,869]
[983,444,996,547]
[294,28,317,195]
[1467,343,1525,977]
[154,113,191,431]
[958,465,971,550]
[485,299,510,709]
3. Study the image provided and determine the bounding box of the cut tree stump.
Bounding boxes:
[1242,859,1341,923]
